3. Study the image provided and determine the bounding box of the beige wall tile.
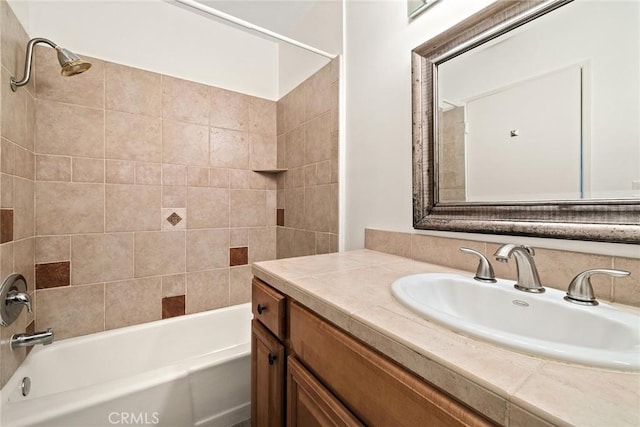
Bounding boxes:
[14,237,35,292]
[188,167,209,187]
[230,228,249,247]
[162,120,209,166]
[14,145,34,180]
[330,81,339,133]
[317,160,332,185]
[304,63,331,120]
[230,189,267,227]
[134,231,185,277]
[210,128,249,169]
[276,226,315,259]
[36,154,70,182]
[35,99,104,158]
[613,257,640,306]
[105,277,161,330]
[162,163,187,186]
[412,234,484,272]
[162,75,210,125]
[186,269,229,314]
[304,112,331,164]
[1,173,14,208]
[365,229,412,259]
[36,283,105,340]
[36,236,70,264]
[277,134,286,168]
[285,166,305,189]
[35,47,104,109]
[330,132,339,183]
[105,62,161,116]
[285,127,305,168]
[136,162,161,185]
[1,138,16,175]
[230,265,252,305]
[186,229,229,271]
[209,168,229,188]
[25,93,36,150]
[249,133,276,170]
[229,169,250,189]
[105,184,160,232]
[105,110,162,162]
[1,242,14,281]
[162,186,186,208]
[304,185,332,233]
[282,85,304,134]
[13,177,34,240]
[284,188,305,229]
[304,164,318,187]
[187,187,229,228]
[162,273,185,298]
[106,159,135,184]
[249,227,276,263]
[315,232,331,255]
[72,233,134,285]
[210,87,249,131]
[72,157,104,183]
[1,0,30,84]
[1,67,26,147]
[250,97,276,135]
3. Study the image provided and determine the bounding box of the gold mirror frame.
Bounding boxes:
[412,0,640,244]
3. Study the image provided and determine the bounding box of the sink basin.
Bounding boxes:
[391,273,640,371]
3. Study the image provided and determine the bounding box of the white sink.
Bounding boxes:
[391,273,640,371]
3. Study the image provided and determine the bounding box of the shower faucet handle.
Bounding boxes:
[460,247,496,283]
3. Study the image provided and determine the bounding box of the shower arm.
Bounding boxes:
[10,37,59,91]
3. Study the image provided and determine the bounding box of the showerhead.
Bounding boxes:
[10,37,92,91]
[56,47,92,77]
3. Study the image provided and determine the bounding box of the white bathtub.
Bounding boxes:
[0,303,252,427]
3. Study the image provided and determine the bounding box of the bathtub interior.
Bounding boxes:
[1,303,252,427]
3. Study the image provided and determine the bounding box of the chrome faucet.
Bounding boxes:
[459,247,496,283]
[565,269,630,306]
[493,244,545,293]
[11,328,54,349]
[6,290,32,313]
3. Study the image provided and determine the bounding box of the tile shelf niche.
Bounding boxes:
[252,169,288,173]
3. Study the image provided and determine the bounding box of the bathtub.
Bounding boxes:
[0,303,252,427]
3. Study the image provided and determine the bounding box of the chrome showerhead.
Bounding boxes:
[10,37,92,91]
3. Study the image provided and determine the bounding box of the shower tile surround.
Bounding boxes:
[0,0,340,388]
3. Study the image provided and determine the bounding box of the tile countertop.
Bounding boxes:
[252,249,640,427]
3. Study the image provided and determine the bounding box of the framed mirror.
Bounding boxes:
[412,0,640,243]
[408,0,440,19]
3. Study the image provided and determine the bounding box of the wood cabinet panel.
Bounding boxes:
[252,278,287,340]
[287,356,363,427]
[252,319,285,427]
[288,301,496,427]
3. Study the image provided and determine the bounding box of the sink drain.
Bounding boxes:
[512,300,529,307]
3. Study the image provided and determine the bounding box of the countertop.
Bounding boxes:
[252,249,640,427]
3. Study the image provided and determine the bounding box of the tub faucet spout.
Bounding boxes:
[493,244,545,293]
[11,328,54,349]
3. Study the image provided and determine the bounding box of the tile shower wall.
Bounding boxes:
[276,58,339,258]
[32,46,278,341]
[0,0,37,388]
[365,228,640,307]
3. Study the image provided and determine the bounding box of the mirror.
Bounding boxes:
[412,0,640,243]
[408,0,440,19]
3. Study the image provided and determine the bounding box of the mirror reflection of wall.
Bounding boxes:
[437,0,639,202]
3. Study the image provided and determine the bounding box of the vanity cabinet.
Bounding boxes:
[251,277,496,427]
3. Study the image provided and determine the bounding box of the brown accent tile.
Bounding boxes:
[230,247,248,266]
[35,261,70,289]
[162,295,185,319]
[1,209,14,243]
[276,208,285,226]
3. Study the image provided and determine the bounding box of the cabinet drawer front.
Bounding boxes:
[289,302,496,427]
[252,278,286,340]
[287,356,363,427]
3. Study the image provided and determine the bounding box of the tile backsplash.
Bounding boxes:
[365,228,640,307]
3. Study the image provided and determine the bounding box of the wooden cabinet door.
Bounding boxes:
[287,356,363,427]
[252,319,285,427]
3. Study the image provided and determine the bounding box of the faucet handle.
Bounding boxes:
[460,247,496,283]
[6,291,32,313]
[565,268,630,306]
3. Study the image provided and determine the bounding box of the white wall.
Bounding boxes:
[278,0,342,97]
[343,0,639,258]
[13,0,279,99]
